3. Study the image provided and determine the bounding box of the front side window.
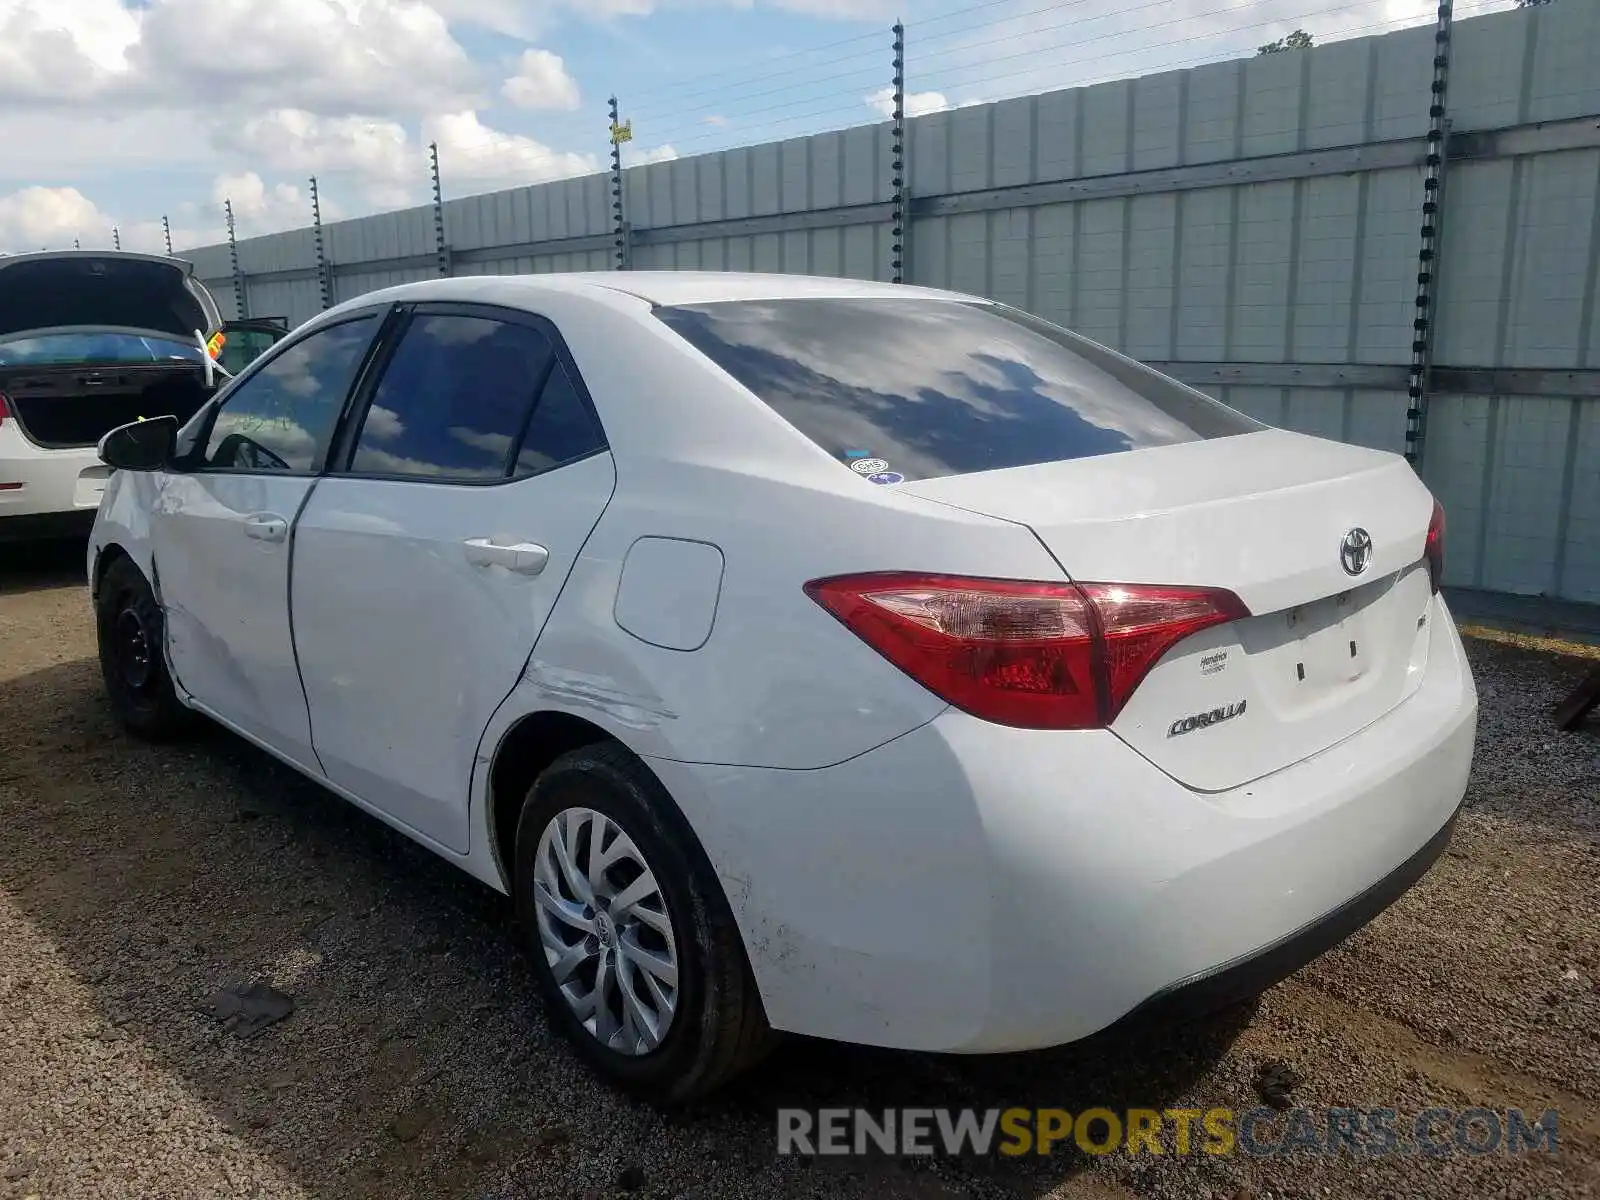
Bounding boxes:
[200,316,379,472]
[349,314,554,480]
[655,298,1262,483]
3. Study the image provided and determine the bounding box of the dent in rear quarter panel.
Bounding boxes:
[512,456,1068,771]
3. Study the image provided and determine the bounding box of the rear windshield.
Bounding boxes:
[655,298,1260,483]
[0,332,203,367]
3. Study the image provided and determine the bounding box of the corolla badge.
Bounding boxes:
[1167,699,1247,738]
[1340,527,1373,576]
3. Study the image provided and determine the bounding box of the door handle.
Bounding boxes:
[244,514,288,542]
[463,537,549,576]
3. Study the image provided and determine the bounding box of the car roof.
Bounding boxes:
[327,271,980,318]
[539,271,977,306]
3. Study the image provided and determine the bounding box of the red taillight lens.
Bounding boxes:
[1424,500,1445,594]
[804,572,1248,729]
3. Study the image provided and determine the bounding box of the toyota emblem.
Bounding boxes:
[1340,527,1373,576]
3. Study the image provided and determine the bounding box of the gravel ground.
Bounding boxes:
[1,539,1597,1200]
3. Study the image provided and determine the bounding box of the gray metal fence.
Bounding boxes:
[184,3,1600,608]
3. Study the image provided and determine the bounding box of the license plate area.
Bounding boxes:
[1283,589,1371,688]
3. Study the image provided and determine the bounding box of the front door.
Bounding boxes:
[151,312,384,766]
[290,306,615,851]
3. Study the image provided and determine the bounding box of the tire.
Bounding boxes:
[513,742,776,1100]
[95,555,196,741]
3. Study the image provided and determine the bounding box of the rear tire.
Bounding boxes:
[95,556,195,741]
[512,742,776,1100]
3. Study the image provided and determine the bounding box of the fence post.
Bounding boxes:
[609,97,631,269]
[225,199,249,319]
[430,141,452,276]
[310,176,331,311]
[1405,2,1455,469]
[891,21,907,284]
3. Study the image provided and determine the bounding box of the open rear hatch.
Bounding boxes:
[900,429,1440,792]
[0,252,221,449]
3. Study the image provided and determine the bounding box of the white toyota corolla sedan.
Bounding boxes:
[88,272,1476,1099]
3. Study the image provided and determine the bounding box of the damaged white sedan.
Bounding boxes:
[87,271,1475,1099]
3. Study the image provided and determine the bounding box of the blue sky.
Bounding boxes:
[0,0,1484,254]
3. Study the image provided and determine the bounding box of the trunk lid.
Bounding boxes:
[0,251,220,345]
[899,428,1438,791]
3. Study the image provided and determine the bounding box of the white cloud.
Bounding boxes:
[426,112,599,191]
[865,87,950,120]
[362,404,407,442]
[0,184,231,255]
[0,0,139,104]
[624,144,679,167]
[429,0,659,34]
[502,49,581,111]
[132,0,481,116]
[767,0,896,16]
[0,187,105,251]
[214,110,413,183]
[0,0,482,116]
[212,172,333,235]
[426,0,550,39]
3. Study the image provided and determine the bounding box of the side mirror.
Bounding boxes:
[98,416,178,472]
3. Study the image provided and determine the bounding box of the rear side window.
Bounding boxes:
[514,361,606,477]
[655,298,1261,483]
[350,314,554,480]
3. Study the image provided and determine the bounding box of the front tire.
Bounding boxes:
[513,742,775,1100]
[95,556,195,741]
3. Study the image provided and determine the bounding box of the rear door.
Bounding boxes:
[150,311,386,768]
[289,304,615,851]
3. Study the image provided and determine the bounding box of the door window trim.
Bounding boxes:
[180,305,400,478]
[327,301,610,489]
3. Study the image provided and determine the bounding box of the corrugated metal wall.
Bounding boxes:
[185,3,1600,606]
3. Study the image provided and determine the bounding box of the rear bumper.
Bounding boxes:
[649,593,1476,1053]
[0,430,109,537]
[1105,808,1457,1033]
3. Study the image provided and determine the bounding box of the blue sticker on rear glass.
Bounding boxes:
[845,449,871,459]
[867,471,905,485]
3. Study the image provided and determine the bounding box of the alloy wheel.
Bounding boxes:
[531,806,680,1056]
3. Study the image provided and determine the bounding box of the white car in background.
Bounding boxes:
[0,251,282,541]
[86,272,1475,1100]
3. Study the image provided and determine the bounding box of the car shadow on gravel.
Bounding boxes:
[0,537,87,596]
[0,652,1250,1200]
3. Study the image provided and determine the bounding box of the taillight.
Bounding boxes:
[804,572,1249,730]
[1425,500,1445,594]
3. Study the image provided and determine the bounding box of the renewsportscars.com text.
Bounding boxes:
[776,1106,1560,1159]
